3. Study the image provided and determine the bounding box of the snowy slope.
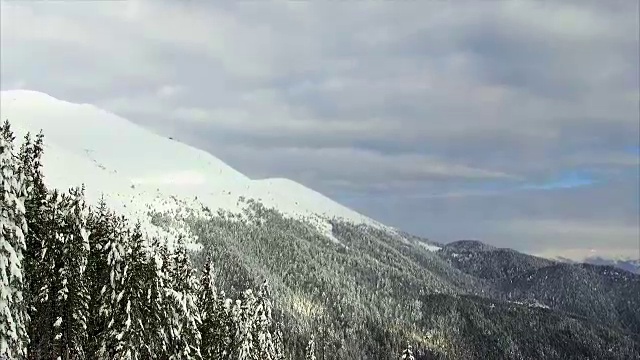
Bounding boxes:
[0,90,383,244]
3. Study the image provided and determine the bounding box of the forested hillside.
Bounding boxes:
[2,120,639,359]
[0,121,322,359]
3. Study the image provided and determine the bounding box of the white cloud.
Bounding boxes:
[501,219,639,258]
[156,85,183,98]
[220,145,517,184]
[534,247,639,262]
[507,219,639,241]
[96,95,166,116]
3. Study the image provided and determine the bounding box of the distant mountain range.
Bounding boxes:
[553,255,640,274]
[3,90,638,359]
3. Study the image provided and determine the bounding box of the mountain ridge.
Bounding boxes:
[0,89,385,245]
[552,255,640,274]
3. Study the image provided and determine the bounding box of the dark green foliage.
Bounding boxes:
[5,126,49,359]
[499,263,640,335]
[18,131,48,322]
[439,240,555,280]
[199,257,230,359]
[414,294,640,360]
[84,200,124,356]
[176,202,640,360]
[440,240,640,335]
[33,188,91,359]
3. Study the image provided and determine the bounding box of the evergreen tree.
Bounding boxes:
[18,130,49,357]
[272,323,286,360]
[0,120,29,358]
[253,280,284,360]
[164,238,202,359]
[112,223,149,359]
[91,211,149,359]
[305,336,316,360]
[85,200,119,356]
[220,297,237,358]
[33,186,91,359]
[234,289,257,359]
[198,257,229,359]
[143,238,175,357]
[33,189,62,357]
[400,345,415,360]
[55,187,91,358]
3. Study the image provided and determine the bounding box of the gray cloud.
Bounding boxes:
[1,0,638,259]
[346,176,639,259]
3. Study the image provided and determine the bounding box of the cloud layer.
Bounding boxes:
[2,0,638,260]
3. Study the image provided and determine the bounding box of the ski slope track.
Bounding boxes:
[0,90,386,247]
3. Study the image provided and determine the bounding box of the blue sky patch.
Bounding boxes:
[521,171,595,190]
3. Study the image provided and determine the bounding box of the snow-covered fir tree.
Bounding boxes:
[110,223,149,359]
[198,257,230,359]
[305,336,316,360]
[400,345,415,360]
[32,189,62,357]
[30,186,91,359]
[90,207,148,359]
[54,187,91,358]
[234,289,257,359]
[17,131,49,357]
[164,237,202,359]
[85,200,119,356]
[141,237,172,357]
[220,297,238,358]
[253,280,284,360]
[0,120,29,359]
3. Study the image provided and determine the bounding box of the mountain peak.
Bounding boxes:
[0,89,381,240]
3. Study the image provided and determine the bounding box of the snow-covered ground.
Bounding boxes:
[418,242,442,252]
[1,90,384,245]
[384,228,441,251]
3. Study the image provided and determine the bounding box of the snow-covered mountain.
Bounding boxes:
[581,256,639,274]
[0,89,383,244]
[550,255,640,274]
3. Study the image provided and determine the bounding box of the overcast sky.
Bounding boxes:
[1,0,638,260]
